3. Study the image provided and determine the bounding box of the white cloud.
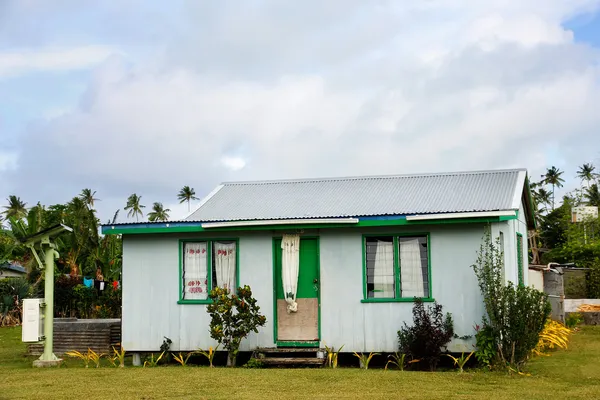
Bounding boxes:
[0,45,119,78]
[4,0,600,222]
[221,156,246,171]
[0,151,18,172]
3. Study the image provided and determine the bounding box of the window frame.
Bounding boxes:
[178,238,240,304]
[516,232,524,287]
[361,233,433,303]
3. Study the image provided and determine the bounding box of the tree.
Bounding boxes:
[207,286,266,367]
[577,163,597,188]
[147,202,171,222]
[2,196,27,220]
[79,188,99,209]
[177,186,199,212]
[471,230,550,368]
[585,184,600,207]
[124,194,145,222]
[542,166,565,210]
[532,187,552,215]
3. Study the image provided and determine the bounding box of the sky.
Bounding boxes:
[1,0,600,223]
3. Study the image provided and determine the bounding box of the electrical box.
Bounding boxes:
[22,298,44,343]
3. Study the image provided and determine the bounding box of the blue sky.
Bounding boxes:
[1,1,600,222]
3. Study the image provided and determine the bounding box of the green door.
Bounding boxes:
[274,237,320,346]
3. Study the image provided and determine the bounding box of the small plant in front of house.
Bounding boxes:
[474,324,497,369]
[384,352,420,371]
[353,352,379,370]
[112,346,126,368]
[398,298,454,371]
[173,352,194,367]
[65,349,103,368]
[324,344,344,368]
[196,344,219,368]
[160,336,172,363]
[243,358,264,368]
[143,352,165,367]
[207,285,267,367]
[446,351,474,373]
[565,312,584,329]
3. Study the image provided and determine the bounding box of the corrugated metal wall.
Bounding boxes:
[122,222,517,353]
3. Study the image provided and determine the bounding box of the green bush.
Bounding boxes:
[472,230,551,368]
[207,285,266,367]
[565,312,584,329]
[397,298,454,371]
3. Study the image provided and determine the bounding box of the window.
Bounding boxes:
[180,240,238,303]
[499,232,505,282]
[516,233,524,286]
[364,235,430,301]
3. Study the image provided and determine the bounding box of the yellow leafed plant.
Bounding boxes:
[65,348,104,368]
[532,320,572,356]
[196,345,219,368]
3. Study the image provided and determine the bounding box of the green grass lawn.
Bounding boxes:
[1,326,600,400]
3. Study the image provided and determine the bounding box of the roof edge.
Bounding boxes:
[218,168,528,186]
[185,184,224,221]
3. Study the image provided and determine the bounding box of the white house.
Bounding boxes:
[102,168,535,354]
[0,262,27,279]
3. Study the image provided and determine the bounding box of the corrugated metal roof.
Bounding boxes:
[186,169,526,222]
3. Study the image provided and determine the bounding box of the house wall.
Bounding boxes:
[0,270,26,279]
[122,222,523,353]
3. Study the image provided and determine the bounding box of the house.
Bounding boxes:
[0,262,27,279]
[101,168,535,355]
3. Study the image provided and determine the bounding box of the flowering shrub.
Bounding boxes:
[207,285,266,367]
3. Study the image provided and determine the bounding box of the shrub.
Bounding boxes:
[397,298,454,371]
[207,285,266,367]
[96,285,122,318]
[0,277,32,326]
[565,312,583,329]
[471,230,551,368]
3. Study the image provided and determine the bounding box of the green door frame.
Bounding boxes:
[272,236,321,347]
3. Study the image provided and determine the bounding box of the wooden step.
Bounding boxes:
[256,347,323,353]
[260,357,324,366]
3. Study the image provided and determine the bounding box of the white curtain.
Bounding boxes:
[281,234,300,313]
[373,240,395,298]
[214,241,236,292]
[183,242,208,300]
[400,239,425,298]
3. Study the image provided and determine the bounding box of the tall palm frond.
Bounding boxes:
[147,202,171,222]
[542,166,565,210]
[177,186,199,212]
[124,194,145,222]
[2,196,27,220]
[79,189,100,208]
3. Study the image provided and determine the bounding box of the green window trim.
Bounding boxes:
[178,238,240,304]
[361,233,432,303]
[516,233,524,287]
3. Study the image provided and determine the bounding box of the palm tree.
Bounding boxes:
[2,196,27,220]
[533,187,552,214]
[585,184,600,207]
[177,186,199,212]
[147,202,171,222]
[542,166,565,210]
[577,163,597,188]
[124,194,145,222]
[79,188,99,208]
